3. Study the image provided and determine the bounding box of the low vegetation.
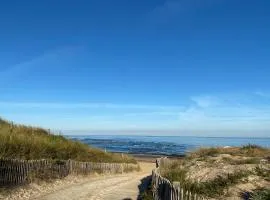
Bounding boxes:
[254,166,270,181]
[222,157,261,165]
[141,190,154,200]
[0,118,136,163]
[250,188,270,200]
[162,163,251,198]
[160,145,270,199]
[189,144,270,158]
[140,182,154,200]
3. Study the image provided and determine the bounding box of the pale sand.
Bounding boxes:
[1,162,155,200]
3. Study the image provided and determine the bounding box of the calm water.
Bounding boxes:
[67,135,270,156]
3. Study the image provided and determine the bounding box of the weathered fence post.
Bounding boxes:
[0,159,139,187]
[152,158,201,200]
[173,182,180,200]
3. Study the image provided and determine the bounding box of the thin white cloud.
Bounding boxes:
[255,91,270,98]
[148,0,220,22]
[178,93,270,131]
[153,0,184,15]
[2,92,270,135]
[190,95,219,108]
[0,101,183,110]
[0,50,55,80]
[0,46,83,82]
[123,111,180,117]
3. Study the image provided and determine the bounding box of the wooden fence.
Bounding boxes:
[0,159,139,187]
[152,158,204,200]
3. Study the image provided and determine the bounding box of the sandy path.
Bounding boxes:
[32,162,154,200]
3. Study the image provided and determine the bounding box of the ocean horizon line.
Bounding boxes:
[64,134,270,139]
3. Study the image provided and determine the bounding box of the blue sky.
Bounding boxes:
[0,0,270,136]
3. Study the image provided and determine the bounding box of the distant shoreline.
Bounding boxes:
[67,135,270,157]
[65,134,270,139]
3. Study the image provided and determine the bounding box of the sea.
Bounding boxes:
[66,135,270,156]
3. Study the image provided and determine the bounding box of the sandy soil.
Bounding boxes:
[168,153,270,199]
[1,162,154,200]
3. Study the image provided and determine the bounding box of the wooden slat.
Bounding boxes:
[0,159,139,187]
[151,158,201,200]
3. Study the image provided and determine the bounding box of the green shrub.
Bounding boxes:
[251,188,270,200]
[163,168,188,184]
[194,170,251,198]
[140,181,153,200]
[254,166,270,181]
[241,144,264,150]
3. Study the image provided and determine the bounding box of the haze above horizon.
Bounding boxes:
[1,0,270,137]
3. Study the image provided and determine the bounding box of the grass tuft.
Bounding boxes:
[222,157,261,165]
[250,188,270,200]
[254,166,270,181]
[241,144,264,150]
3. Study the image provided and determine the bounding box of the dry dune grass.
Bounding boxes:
[188,144,270,159]
[161,146,270,199]
[0,118,136,163]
